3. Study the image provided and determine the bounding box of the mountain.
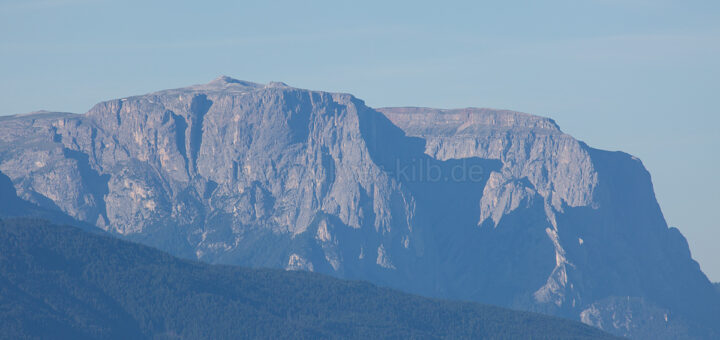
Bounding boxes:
[0,76,717,338]
[0,165,100,233]
[0,218,617,339]
[377,107,720,338]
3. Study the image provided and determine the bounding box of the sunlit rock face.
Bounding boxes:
[1,77,718,339]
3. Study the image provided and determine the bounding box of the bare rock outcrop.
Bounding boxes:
[1,78,717,339]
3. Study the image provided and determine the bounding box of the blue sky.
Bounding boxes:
[1,0,719,280]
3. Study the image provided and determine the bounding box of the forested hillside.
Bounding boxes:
[0,218,616,339]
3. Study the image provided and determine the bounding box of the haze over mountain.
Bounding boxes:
[0,77,717,339]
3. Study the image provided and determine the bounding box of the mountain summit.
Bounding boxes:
[0,77,717,339]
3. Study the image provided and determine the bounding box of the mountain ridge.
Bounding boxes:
[0,77,717,339]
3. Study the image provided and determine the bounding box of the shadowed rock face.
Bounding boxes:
[0,77,717,339]
[380,107,720,339]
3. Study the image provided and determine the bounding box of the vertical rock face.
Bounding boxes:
[0,78,717,339]
[380,107,720,339]
[0,78,421,278]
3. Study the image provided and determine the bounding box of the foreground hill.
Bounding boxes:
[0,77,717,338]
[0,218,616,339]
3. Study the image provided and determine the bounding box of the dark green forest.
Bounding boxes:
[0,218,617,339]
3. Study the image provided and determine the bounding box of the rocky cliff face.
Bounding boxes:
[0,77,717,339]
[380,107,719,339]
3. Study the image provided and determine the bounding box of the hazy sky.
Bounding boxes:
[1,0,719,280]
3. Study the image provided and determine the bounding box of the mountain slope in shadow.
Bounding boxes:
[0,218,618,340]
